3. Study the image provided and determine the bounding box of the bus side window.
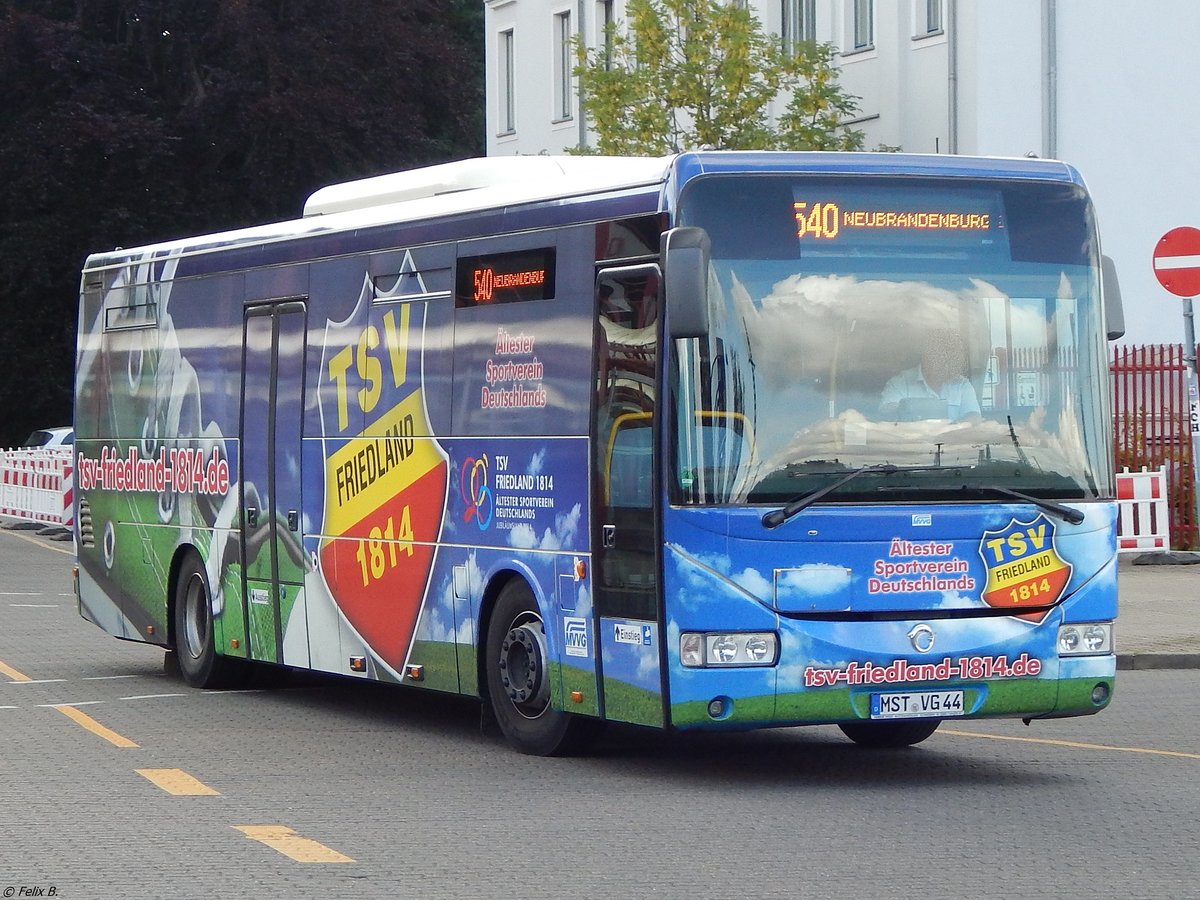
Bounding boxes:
[596,269,659,418]
[607,419,653,508]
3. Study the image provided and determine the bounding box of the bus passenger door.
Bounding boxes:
[593,266,664,727]
[240,301,308,666]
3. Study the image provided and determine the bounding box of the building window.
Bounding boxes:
[554,10,574,121]
[853,0,873,49]
[782,0,816,52]
[499,29,515,134]
[925,0,942,34]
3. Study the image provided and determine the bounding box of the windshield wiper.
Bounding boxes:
[761,463,955,529]
[960,485,1085,525]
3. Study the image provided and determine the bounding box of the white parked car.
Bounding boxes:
[21,427,73,448]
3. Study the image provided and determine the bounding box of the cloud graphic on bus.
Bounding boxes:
[564,581,592,618]
[775,564,852,601]
[933,590,983,610]
[420,604,474,644]
[670,549,771,610]
[526,448,545,476]
[507,525,537,549]
[506,502,582,551]
[672,548,783,604]
[636,649,658,682]
[421,552,483,645]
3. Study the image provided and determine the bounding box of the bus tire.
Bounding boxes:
[485,579,596,756]
[838,719,940,748]
[172,552,239,689]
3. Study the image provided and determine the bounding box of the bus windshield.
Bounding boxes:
[672,174,1111,506]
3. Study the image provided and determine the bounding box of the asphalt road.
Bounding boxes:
[1,526,1197,900]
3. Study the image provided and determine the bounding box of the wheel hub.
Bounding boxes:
[183,573,209,660]
[498,620,550,716]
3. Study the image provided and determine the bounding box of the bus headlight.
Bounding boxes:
[744,636,772,663]
[680,633,704,667]
[1083,624,1111,653]
[1058,623,1113,656]
[712,636,738,664]
[680,632,778,667]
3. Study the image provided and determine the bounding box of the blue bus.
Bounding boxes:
[73,151,1122,754]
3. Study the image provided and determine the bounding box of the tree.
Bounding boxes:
[573,0,864,155]
[0,0,484,447]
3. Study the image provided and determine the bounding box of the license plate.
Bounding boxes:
[870,690,964,719]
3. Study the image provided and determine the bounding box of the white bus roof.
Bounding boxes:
[303,155,674,217]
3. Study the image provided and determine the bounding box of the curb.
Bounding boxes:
[1117,653,1200,670]
[1129,550,1200,566]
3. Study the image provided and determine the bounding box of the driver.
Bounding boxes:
[880,328,981,423]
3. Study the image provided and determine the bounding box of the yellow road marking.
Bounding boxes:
[233,825,355,863]
[136,768,220,796]
[0,659,32,682]
[54,705,139,748]
[942,728,1200,761]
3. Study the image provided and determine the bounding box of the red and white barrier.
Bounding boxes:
[1116,466,1170,552]
[0,448,74,529]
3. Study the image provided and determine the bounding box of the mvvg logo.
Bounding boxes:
[564,617,589,658]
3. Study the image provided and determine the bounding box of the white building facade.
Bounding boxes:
[483,0,1200,344]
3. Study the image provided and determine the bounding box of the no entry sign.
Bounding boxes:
[1153,227,1200,297]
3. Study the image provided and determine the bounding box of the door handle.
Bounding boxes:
[602,524,616,548]
[288,510,299,532]
[246,507,258,528]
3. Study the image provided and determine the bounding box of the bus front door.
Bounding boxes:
[593,266,664,728]
[240,301,308,666]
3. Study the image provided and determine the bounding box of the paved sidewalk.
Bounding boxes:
[1117,552,1200,669]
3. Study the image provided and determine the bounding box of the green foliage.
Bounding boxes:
[573,0,864,155]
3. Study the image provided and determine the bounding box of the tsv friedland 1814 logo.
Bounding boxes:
[317,275,449,676]
[977,513,1072,622]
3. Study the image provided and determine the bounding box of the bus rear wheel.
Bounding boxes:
[485,580,596,756]
[838,719,940,748]
[173,552,240,689]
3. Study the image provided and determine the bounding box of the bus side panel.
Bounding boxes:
[301,246,457,683]
[598,617,664,726]
[429,437,596,706]
[75,260,243,647]
[443,224,601,710]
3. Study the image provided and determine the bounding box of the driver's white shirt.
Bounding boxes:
[880,366,981,421]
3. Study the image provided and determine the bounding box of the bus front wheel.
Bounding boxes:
[838,719,940,748]
[485,580,596,756]
[172,552,239,689]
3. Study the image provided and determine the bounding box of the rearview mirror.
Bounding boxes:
[1102,254,1124,341]
[662,227,710,340]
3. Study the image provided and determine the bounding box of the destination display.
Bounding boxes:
[455,248,556,307]
[791,185,1006,247]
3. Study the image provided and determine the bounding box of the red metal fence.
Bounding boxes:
[1111,344,1198,549]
